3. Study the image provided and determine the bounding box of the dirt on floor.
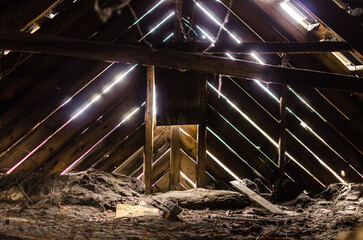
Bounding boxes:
[0,169,362,239]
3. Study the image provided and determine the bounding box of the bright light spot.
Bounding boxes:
[300,122,308,129]
[207,151,241,181]
[341,170,346,177]
[196,25,215,44]
[225,53,236,60]
[3,50,10,55]
[180,171,196,188]
[280,0,306,24]
[195,1,242,44]
[103,64,138,94]
[250,52,265,65]
[60,97,72,108]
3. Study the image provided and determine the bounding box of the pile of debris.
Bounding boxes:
[0,169,361,239]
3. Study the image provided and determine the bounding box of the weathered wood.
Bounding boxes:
[153,171,170,193]
[0,66,145,172]
[180,150,197,183]
[278,84,287,173]
[180,129,197,160]
[170,126,181,190]
[207,106,273,181]
[144,66,155,194]
[1,29,363,92]
[155,68,205,125]
[153,151,171,184]
[196,77,207,187]
[117,127,171,177]
[297,0,363,57]
[180,125,197,140]
[0,3,143,158]
[47,81,146,172]
[286,110,362,182]
[231,180,284,214]
[208,79,279,160]
[287,87,363,175]
[206,128,258,181]
[208,94,329,190]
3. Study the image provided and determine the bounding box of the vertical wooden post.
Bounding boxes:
[170,125,181,190]
[278,84,287,173]
[174,0,183,42]
[196,77,207,188]
[278,53,288,175]
[143,65,154,194]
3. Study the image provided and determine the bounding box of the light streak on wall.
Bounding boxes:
[6,64,138,174]
[194,1,242,44]
[208,82,328,186]
[207,127,266,180]
[207,150,241,181]
[180,171,197,188]
[162,33,174,42]
[61,103,144,175]
[138,12,174,42]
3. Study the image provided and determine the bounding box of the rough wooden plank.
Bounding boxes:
[180,150,196,183]
[180,129,197,160]
[1,29,362,92]
[230,180,284,214]
[170,126,181,190]
[144,66,155,194]
[180,125,197,140]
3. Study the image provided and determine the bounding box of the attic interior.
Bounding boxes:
[0,0,363,239]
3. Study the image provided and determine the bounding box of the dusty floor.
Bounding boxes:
[0,169,362,239]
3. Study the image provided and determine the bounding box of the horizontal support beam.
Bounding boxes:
[159,41,353,54]
[1,28,362,92]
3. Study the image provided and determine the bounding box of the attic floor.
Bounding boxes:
[0,170,361,240]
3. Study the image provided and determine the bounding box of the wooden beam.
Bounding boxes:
[173,0,183,42]
[1,29,362,92]
[278,55,288,174]
[159,41,353,54]
[170,126,181,190]
[196,78,207,188]
[297,0,363,57]
[144,66,154,194]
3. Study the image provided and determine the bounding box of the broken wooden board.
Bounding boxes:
[115,204,159,219]
[230,180,284,215]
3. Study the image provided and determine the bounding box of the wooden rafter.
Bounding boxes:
[1,29,362,92]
